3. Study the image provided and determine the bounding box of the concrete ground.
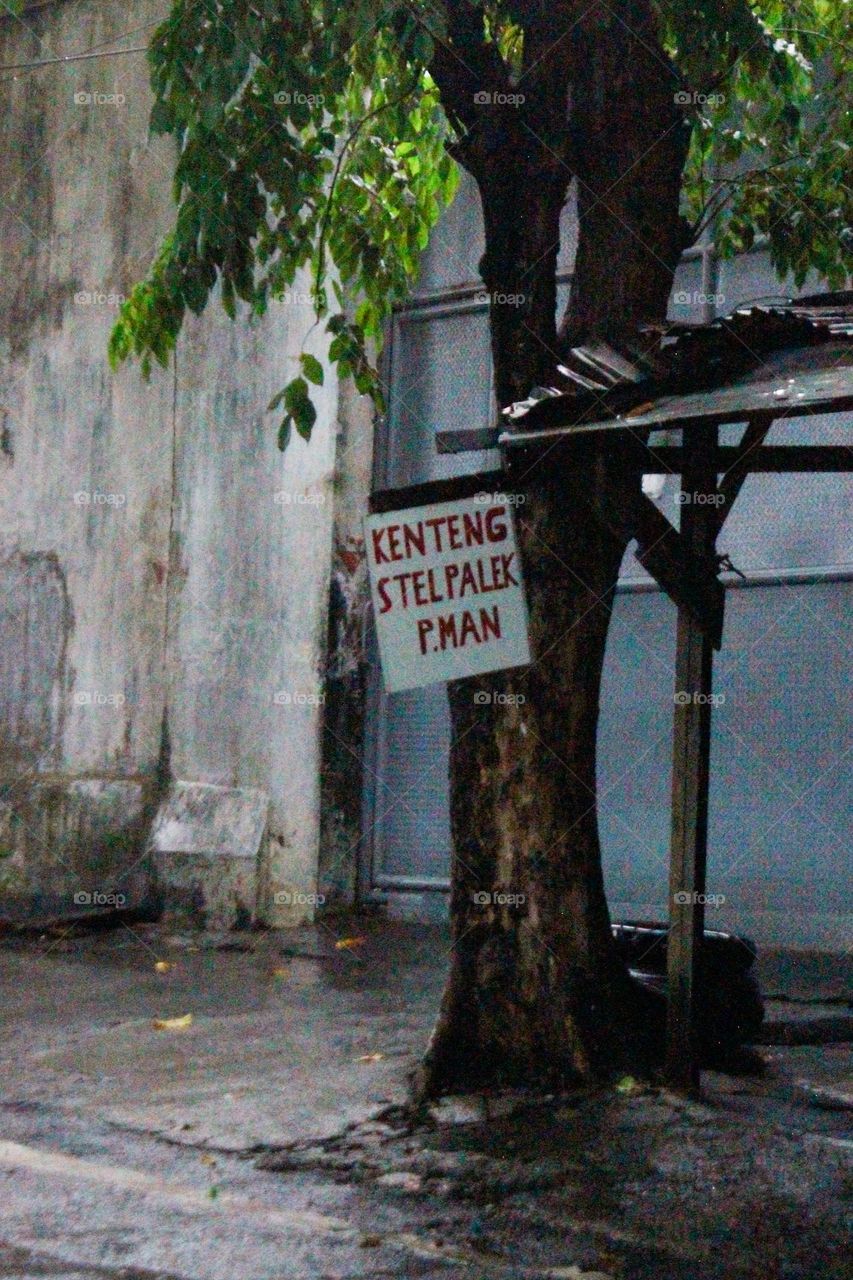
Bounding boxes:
[0,914,849,1280]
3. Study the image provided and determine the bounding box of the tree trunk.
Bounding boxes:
[416,459,647,1096]
[415,1,693,1099]
[559,1,693,348]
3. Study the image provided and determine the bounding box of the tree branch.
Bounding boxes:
[392,0,511,136]
[314,83,419,306]
[690,153,810,241]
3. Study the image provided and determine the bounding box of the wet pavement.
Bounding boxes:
[0,916,849,1279]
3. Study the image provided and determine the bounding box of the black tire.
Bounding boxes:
[615,921,765,1063]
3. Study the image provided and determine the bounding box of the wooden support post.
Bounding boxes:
[666,424,720,1091]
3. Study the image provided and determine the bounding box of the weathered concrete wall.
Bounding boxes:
[0,1,176,916]
[167,299,339,925]
[0,1,344,923]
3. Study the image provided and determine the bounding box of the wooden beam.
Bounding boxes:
[713,420,773,535]
[645,444,853,473]
[369,469,508,514]
[666,424,720,1093]
[576,480,725,647]
[440,431,852,474]
[438,427,853,475]
[436,427,501,455]
[633,499,725,648]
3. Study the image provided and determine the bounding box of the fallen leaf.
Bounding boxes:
[152,1013,193,1031]
[335,936,365,950]
[270,967,288,978]
[356,1052,385,1062]
[154,960,173,973]
[376,1171,422,1192]
[200,1154,217,1167]
[545,1269,614,1279]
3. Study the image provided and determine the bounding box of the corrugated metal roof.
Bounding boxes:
[504,293,853,430]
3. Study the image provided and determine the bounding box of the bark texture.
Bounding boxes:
[416,0,694,1097]
[560,2,693,348]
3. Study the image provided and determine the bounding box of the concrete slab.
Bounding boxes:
[148,783,268,930]
[0,779,152,923]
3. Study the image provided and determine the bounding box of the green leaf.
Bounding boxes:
[284,376,317,440]
[149,99,174,135]
[300,353,324,385]
[114,0,850,461]
[412,29,434,64]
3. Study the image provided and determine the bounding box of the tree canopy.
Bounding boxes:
[103,0,851,445]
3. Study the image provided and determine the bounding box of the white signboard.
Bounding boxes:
[365,493,531,693]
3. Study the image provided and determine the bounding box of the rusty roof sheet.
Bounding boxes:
[499,353,853,447]
[503,293,853,435]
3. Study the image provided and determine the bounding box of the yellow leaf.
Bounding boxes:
[154,960,173,973]
[356,1052,384,1062]
[152,1013,193,1031]
[335,936,365,950]
[270,967,288,978]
